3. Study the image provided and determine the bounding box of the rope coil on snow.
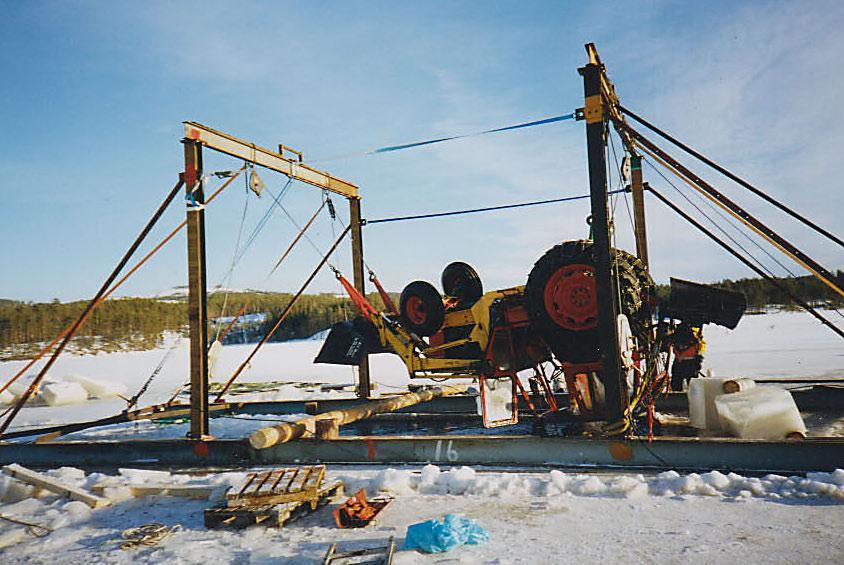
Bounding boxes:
[120,522,182,550]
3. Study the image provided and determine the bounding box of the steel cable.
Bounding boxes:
[619,105,844,249]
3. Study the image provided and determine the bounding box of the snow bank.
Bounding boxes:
[65,373,127,399]
[39,382,88,406]
[351,465,844,503]
[0,465,840,555]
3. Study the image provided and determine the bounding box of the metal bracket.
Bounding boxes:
[584,94,603,124]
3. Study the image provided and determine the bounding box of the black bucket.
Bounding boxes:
[666,278,747,329]
[314,317,384,365]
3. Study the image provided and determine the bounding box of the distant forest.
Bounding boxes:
[655,273,843,311]
[0,291,394,360]
[0,273,840,360]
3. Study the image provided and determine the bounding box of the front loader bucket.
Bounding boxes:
[314,318,384,365]
[666,278,747,329]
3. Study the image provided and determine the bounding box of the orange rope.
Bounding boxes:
[0,168,245,397]
[268,200,327,276]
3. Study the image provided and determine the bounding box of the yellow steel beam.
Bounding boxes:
[183,122,359,199]
[583,43,633,149]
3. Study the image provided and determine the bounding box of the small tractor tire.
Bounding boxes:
[400,281,446,337]
[441,261,483,307]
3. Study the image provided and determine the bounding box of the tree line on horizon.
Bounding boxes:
[0,291,395,360]
[0,273,840,360]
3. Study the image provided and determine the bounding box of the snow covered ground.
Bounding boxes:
[0,465,842,564]
[0,310,842,562]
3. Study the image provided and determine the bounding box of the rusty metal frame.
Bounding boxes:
[181,123,371,439]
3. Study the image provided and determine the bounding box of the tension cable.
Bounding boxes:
[0,177,185,437]
[365,189,627,225]
[648,185,844,340]
[308,112,577,164]
[214,225,352,402]
[0,168,246,402]
[617,119,844,300]
[619,105,844,250]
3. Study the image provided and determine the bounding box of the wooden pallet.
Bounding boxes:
[324,537,395,565]
[226,465,326,509]
[205,479,343,529]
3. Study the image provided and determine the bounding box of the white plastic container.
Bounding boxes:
[687,377,728,431]
[207,339,223,382]
[714,386,806,440]
[39,382,89,406]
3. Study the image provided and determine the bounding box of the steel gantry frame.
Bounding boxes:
[181,122,371,439]
[578,43,652,431]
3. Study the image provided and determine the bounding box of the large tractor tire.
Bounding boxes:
[525,240,652,363]
[399,281,445,337]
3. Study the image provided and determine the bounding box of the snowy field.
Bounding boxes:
[0,465,842,563]
[0,309,841,562]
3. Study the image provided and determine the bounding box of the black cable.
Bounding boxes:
[616,118,843,299]
[646,160,844,322]
[647,184,844,340]
[645,160,779,279]
[366,189,627,225]
[620,105,844,249]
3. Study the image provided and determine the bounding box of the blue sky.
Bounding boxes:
[1,1,842,302]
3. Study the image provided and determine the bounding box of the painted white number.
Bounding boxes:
[434,440,459,462]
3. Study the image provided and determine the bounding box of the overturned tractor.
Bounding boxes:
[317,239,668,426]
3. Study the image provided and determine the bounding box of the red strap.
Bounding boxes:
[369,272,398,315]
[337,274,379,318]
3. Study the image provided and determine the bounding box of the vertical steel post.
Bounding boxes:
[349,197,371,398]
[580,63,627,426]
[184,140,210,439]
[630,153,649,268]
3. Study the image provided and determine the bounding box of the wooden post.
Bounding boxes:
[630,153,649,268]
[315,418,340,440]
[580,62,627,427]
[184,139,210,439]
[349,197,371,399]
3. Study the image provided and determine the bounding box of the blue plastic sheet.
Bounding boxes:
[403,514,490,553]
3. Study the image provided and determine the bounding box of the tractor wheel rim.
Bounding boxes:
[405,295,427,325]
[543,263,598,331]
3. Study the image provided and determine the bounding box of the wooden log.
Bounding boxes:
[249,384,469,449]
[3,464,110,508]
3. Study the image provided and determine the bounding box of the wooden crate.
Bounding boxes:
[226,465,326,509]
[205,479,343,529]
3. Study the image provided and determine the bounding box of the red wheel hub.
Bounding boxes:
[404,295,428,325]
[543,263,598,331]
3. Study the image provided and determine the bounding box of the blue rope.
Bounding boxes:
[366,188,627,225]
[368,113,576,155]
